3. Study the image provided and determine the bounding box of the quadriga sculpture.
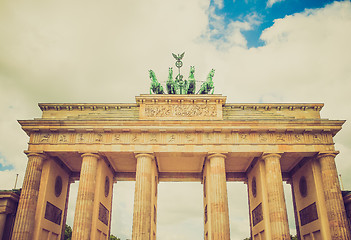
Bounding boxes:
[166,67,176,94]
[198,69,215,94]
[187,66,196,94]
[149,70,164,94]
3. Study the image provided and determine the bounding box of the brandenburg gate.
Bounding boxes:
[11,94,350,240]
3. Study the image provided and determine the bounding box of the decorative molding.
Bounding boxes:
[144,104,218,118]
[29,131,334,146]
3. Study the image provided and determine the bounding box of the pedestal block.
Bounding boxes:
[12,153,46,240]
[318,152,351,240]
[132,153,158,240]
[262,153,290,240]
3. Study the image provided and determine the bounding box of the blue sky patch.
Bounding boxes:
[208,0,341,48]
[0,153,15,171]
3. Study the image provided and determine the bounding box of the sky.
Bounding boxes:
[0,0,351,239]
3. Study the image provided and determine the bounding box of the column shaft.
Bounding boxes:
[72,153,99,240]
[12,153,45,240]
[132,154,154,240]
[208,153,230,240]
[263,153,290,240]
[318,153,351,239]
[0,213,6,240]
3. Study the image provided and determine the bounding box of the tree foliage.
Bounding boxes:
[64,224,72,240]
[110,234,120,240]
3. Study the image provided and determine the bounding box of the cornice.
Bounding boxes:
[38,103,138,111]
[223,103,324,111]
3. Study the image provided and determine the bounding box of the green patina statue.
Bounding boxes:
[198,69,215,94]
[166,67,176,94]
[149,52,214,95]
[187,66,196,94]
[149,70,164,94]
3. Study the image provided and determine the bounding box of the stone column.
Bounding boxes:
[0,213,6,240]
[12,152,46,240]
[132,153,154,240]
[72,153,99,240]
[208,153,230,240]
[262,153,290,240]
[318,152,351,239]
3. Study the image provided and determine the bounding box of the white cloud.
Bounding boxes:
[267,0,286,8]
[204,10,261,49]
[1,0,351,239]
[214,0,224,9]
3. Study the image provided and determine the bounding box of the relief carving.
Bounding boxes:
[40,134,51,143]
[145,104,217,118]
[34,131,329,146]
[113,134,121,142]
[240,133,248,142]
[276,133,286,142]
[131,134,140,143]
[185,133,195,143]
[312,134,321,143]
[258,133,268,142]
[58,134,68,143]
[76,133,85,143]
[94,133,103,142]
[294,134,303,143]
[168,134,176,143]
[149,133,158,143]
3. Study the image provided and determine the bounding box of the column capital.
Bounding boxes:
[316,151,339,160]
[261,152,282,161]
[24,151,47,159]
[207,153,227,160]
[134,153,155,160]
[80,153,100,159]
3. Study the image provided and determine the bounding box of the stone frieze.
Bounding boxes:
[31,131,333,145]
[144,104,217,118]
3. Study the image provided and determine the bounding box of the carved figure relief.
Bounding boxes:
[185,134,195,143]
[94,133,103,142]
[113,134,121,142]
[312,134,322,143]
[240,133,248,142]
[294,134,303,143]
[144,104,217,118]
[77,133,85,143]
[58,134,68,143]
[168,134,176,143]
[258,133,268,142]
[40,134,51,143]
[276,133,286,142]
